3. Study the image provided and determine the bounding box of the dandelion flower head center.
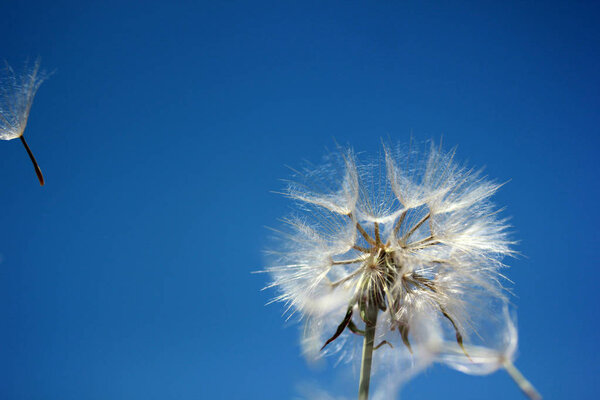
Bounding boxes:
[268,142,513,360]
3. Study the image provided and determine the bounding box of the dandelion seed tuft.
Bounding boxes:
[0,59,48,185]
[265,140,540,399]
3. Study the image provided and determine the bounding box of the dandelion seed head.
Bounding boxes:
[266,140,518,390]
[0,59,46,141]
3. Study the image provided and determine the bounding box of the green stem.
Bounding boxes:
[358,306,378,400]
[503,360,542,400]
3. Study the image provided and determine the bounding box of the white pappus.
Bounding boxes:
[264,140,540,399]
[0,59,47,186]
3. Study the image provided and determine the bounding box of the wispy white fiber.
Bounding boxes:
[0,59,48,185]
[0,59,46,141]
[265,140,539,398]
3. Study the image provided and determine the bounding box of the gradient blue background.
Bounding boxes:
[1,1,598,399]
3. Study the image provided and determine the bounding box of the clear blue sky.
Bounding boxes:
[1,1,598,399]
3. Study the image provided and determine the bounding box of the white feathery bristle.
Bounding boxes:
[265,140,537,398]
[0,59,46,141]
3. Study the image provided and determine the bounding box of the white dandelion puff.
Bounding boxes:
[264,140,540,399]
[0,59,47,186]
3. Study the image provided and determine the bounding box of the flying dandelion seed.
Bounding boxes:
[264,140,540,400]
[0,59,47,186]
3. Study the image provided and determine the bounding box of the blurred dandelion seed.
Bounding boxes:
[264,140,540,399]
[0,59,47,186]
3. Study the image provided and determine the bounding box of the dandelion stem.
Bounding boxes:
[331,268,363,288]
[19,134,44,186]
[408,235,436,248]
[332,256,367,265]
[358,305,378,400]
[503,361,542,400]
[392,210,407,238]
[403,212,430,243]
[374,222,381,245]
[349,213,376,245]
[353,245,370,253]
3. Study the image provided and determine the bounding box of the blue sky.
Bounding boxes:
[0,1,598,399]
